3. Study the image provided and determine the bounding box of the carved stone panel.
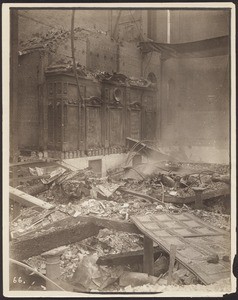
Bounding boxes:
[109,108,124,147]
[63,104,79,151]
[86,107,102,149]
[67,83,78,102]
[54,99,62,150]
[142,89,157,111]
[47,102,54,149]
[130,110,141,140]
[143,111,156,140]
[130,88,142,105]
[56,82,62,95]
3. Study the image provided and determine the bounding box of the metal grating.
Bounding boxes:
[131,212,230,285]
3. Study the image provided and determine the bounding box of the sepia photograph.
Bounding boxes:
[3,2,236,297]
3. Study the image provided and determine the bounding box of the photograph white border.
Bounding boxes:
[2,2,236,297]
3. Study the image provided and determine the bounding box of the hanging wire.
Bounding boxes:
[143,52,153,77]
[129,10,145,42]
[125,139,157,166]
[125,145,146,167]
[18,12,57,29]
[71,10,84,103]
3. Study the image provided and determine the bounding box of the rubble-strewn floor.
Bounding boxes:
[120,277,231,293]
[10,159,232,292]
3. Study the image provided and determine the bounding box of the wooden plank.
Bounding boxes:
[143,235,154,276]
[10,215,141,260]
[96,246,164,266]
[164,186,229,204]
[9,186,54,210]
[18,182,50,196]
[10,219,102,260]
[119,185,229,206]
[149,213,228,237]
[119,187,165,205]
[167,244,177,285]
[12,215,140,240]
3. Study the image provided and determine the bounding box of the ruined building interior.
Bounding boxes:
[8,8,234,294]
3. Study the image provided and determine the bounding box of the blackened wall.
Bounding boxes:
[18,52,41,149]
[16,9,230,163]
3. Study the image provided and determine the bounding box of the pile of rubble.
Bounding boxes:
[9,157,231,293]
[120,277,231,293]
[19,26,94,55]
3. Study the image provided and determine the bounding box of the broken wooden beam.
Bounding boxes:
[167,244,177,285]
[10,218,102,260]
[143,235,154,276]
[164,185,230,204]
[20,182,50,196]
[10,215,141,260]
[119,183,229,205]
[9,186,54,210]
[119,187,165,205]
[96,247,165,266]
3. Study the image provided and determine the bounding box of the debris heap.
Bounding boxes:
[9,158,231,292]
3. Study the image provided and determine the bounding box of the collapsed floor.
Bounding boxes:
[9,155,231,293]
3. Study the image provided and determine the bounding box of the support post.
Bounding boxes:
[112,10,122,40]
[167,244,177,285]
[143,235,154,275]
[192,187,207,209]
